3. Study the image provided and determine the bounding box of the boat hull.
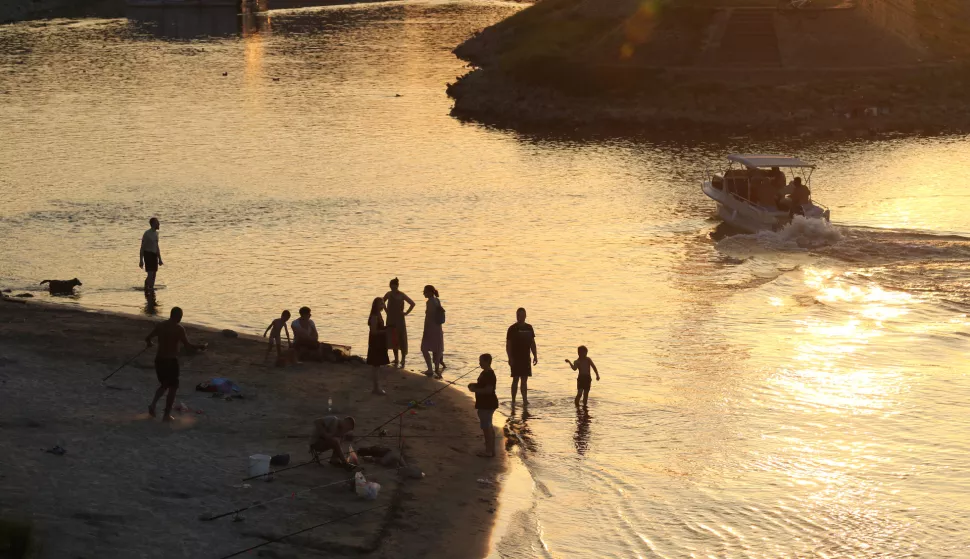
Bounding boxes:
[702,181,829,233]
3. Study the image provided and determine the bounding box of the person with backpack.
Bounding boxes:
[420,284,445,378]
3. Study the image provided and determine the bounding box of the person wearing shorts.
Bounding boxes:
[139,217,162,293]
[506,308,537,405]
[471,353,498,458]
[145,307,206,422]
[566,345,600,407]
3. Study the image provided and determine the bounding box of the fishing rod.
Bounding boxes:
[215,504,389,559]
[202,477,353,522]
[101,346,148,384]
[241,365,481,481]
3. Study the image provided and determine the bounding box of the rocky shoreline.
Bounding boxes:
[447,63,970,138]
[448,0,970,137]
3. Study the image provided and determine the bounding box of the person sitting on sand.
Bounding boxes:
[565,345,600,407]
[469,353,498,458]
[145,307,207,422]
[291,306,322,361]
[263,310,291,364]
[383,278,415,367]
[309,415,356,466]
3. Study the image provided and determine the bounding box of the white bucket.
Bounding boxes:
[248,454,271,478]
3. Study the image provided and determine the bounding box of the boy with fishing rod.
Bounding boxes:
[145,306,207,421]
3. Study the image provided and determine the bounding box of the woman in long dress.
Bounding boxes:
[383,278,415,368]
[366,297,389,395]
[420,285,444,379]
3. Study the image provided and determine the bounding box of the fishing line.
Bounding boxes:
[100,346,148,383]
[241,365,481,481]
[203,477,353,522]
[215,504,389,559]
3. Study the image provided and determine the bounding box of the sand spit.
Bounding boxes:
[0,299,505,559]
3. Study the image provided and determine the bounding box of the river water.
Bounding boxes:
[2,2,970,558]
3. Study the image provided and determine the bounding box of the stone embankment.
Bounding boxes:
[448,0,970,136]
[1,0,75,22]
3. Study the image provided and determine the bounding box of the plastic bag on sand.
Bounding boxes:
[354,472,381,500]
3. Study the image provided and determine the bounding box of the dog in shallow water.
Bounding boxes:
[40,278,82,295]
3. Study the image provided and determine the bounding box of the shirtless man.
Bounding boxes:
[145,307,207,421]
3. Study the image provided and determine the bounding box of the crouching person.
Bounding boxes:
[309,415,356,467]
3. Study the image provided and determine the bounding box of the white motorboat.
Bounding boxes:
[702,154,830,233]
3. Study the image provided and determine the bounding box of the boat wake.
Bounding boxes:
[715,216,844,253]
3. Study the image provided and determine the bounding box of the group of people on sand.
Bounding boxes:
[137,219,602,459]
[368,279,446,379]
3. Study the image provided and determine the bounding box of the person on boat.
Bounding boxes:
[769,166,787,191]
[366,297,389,395]
[383,278,415,367]
[788,178,811,217]
[420,285,444,378]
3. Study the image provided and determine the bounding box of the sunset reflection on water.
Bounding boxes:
[2,2,970,557]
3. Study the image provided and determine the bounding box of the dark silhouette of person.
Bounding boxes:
[506,308,537,405]
[139,217,162,293]
[420,285,444,378]
[366,297,389,395]
[383,278,415,367]
[144,307,206,421]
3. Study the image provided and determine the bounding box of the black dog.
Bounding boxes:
[40,278,82,295]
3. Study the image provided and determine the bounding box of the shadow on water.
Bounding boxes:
[573,406,591,456]
[143,291,160,316]
[503,404,539,454]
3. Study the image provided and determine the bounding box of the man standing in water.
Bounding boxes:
[139,217,162,293]
[145,307,206,421]
[506,307,537,405]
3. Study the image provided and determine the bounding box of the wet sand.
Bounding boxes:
[0,298,505,559]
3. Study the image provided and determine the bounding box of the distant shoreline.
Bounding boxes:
[448,1,970,137]
[447,62,970,138]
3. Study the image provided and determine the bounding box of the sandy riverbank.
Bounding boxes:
[0,298,505,559]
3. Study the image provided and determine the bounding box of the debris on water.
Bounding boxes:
[476,478,493,485]
[45,446,66,456]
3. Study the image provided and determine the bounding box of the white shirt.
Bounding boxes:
[141,228,159,254]
[292,318,318,342]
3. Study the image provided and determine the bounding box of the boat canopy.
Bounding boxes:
[727,154,816,169]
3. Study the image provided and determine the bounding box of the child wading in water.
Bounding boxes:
[565,346,600,406]
[263,310,292,364]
